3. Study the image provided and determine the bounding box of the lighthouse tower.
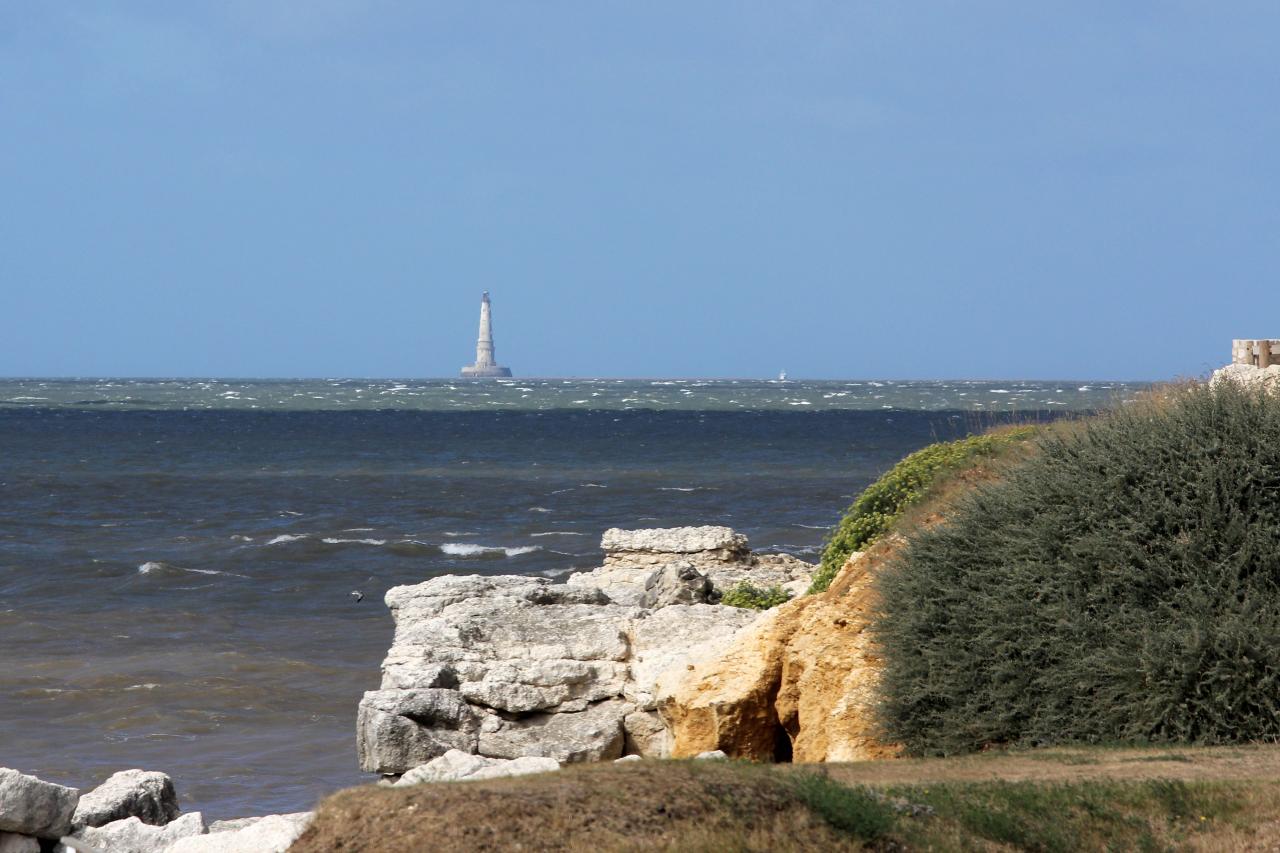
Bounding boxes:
[461,292,512,378]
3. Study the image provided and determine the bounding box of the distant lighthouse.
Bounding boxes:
[460,292,512,378]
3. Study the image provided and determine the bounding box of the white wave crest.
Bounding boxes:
[530,532,586,537]
[321,537,387,546]
[266,534,307,545]
[440,543,541,558]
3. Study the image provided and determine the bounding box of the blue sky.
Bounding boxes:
[2,2,1277,379]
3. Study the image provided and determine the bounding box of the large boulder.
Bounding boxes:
[638,561,713,608]
[357,688,481,775]
[167,812,312,853]
[0,769,79,839]
[72,811,204,853]
[393,750,558,785]
[71,769,178,831]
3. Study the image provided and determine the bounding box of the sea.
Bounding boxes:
[0,378,1143,819]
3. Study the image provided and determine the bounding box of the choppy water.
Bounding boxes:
[0,379,1142,819]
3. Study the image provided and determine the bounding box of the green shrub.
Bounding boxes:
[791,773,896,840]
[808,427,1037,594]
[720,581,792,610]
[876,381,1280,754]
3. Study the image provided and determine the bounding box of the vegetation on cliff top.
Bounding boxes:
[809,426,1038,594]
[877,381,1280,754]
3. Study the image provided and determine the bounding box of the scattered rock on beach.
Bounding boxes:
[71,769,179,831]
[394,750,558,785]
[71,811,204,853]
[167,812,312,853]
[0,768,79,839]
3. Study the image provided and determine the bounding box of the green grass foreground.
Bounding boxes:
[290,745,1280,852]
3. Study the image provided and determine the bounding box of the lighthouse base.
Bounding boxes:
[460,365,512,378]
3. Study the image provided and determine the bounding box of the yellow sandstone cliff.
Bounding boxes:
[658,546,899,762]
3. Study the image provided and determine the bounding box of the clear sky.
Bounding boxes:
[2,2,1277,380]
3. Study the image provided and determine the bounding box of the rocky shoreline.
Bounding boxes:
[2,526,818,853]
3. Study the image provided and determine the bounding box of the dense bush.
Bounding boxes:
[876,381,1280,754]
[721,581,792,610]
[809,427,1037,593]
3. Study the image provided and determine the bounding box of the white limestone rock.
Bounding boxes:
[0,833,38,853]
[167,812,312,853]
[696,750,729,760]
[477,698,630,763]
[625,604,761,710]
[0,768,79,839]
[73,811,204,853]
[1211,363,1280,391]
[380,576,632,712]
[393,749,559,785]
[71,769,178,831]
[601,527,748,555]
[614,754,643,763]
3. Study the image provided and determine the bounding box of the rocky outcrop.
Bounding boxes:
[394,750,559,785]
[568,526,813,605]
[659,550,898,763]
[0,768,79,839]
[73,812,204,853]
[357,527,809,778]
[1211,363,1280,390]
[71,769,179,831]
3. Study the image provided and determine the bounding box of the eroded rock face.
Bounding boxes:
[394,750,559,785]
[71,769,179,831]
[0,768,79,839]
[358,527,813,776]
[478,697,631,763]
[659,551,898,763]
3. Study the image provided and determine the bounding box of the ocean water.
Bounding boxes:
[0,379,1143,819]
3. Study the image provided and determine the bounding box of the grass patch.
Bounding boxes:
[790,772,895,841]
[721,581,792,610]
[889,779,1248,852]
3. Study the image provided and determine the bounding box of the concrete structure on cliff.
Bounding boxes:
[461,292,512,378]
[1233,339,1280,369]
